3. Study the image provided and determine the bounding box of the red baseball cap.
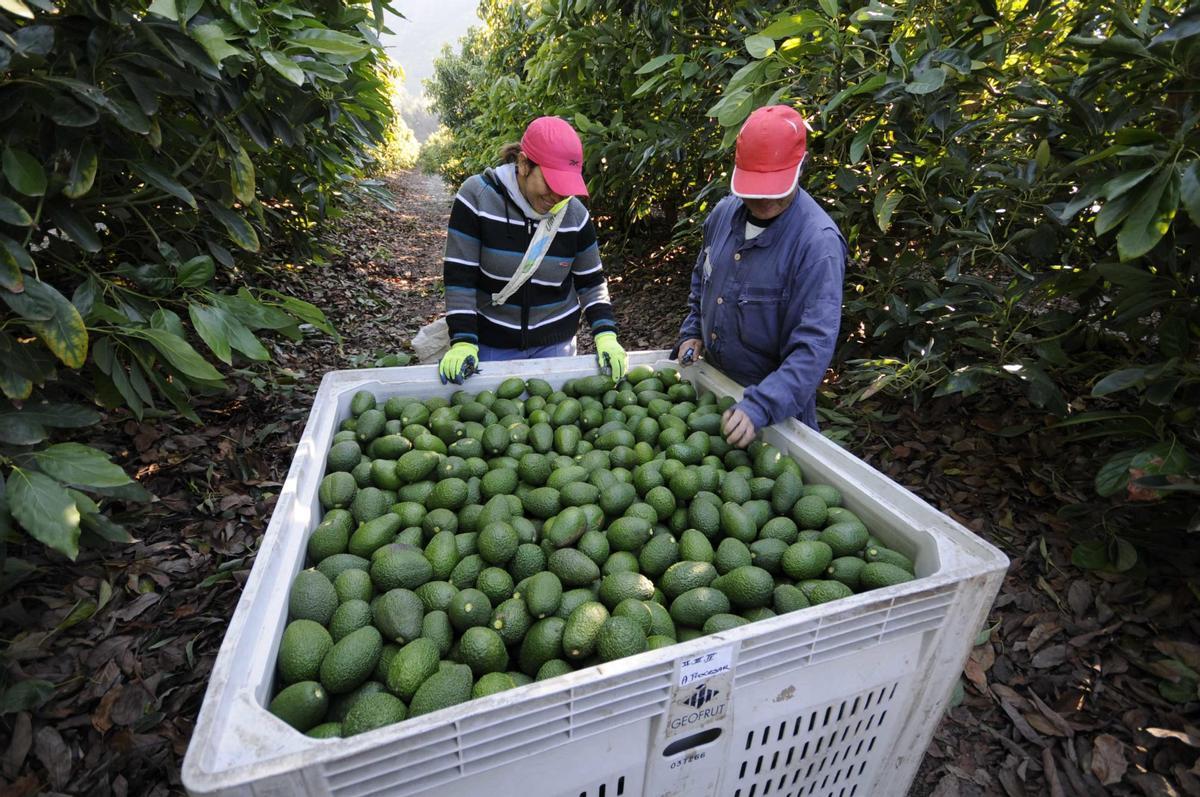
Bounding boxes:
[730,105,808,199]
[521,116,589,197]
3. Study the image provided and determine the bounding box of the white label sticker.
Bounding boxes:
[665,646,736,739]
[678,646,734,688]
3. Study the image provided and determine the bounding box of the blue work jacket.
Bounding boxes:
[677,191,846,430]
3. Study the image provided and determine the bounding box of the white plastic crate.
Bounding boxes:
[183,352,1008,797]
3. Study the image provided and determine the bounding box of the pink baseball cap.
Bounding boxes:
[730,105,808,199]
[521,116,589,197]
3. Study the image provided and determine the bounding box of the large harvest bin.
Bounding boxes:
[183,352,1008,797]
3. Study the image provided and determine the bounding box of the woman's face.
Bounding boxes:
[516,153,566,214]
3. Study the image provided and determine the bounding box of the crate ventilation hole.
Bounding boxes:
[731,681,900,797]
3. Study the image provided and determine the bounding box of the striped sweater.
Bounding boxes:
[443,166,617,349]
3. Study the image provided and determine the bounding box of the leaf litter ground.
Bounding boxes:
[1,170,1196,796]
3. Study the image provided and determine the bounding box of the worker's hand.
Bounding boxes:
[674,338,702,366]
[594,332,628,381]
[438,341,480,385]
[723,407,756,449]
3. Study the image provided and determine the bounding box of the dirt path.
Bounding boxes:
[3,170,1193,797]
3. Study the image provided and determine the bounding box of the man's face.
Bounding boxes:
[742,189,797,220]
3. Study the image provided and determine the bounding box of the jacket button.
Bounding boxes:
[716,297,723,304]
[733,253,741,261]
[710,332,717,341]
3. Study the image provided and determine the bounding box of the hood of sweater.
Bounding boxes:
[491,162,547,221]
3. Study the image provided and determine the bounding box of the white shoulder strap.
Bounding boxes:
[491,198,572,306]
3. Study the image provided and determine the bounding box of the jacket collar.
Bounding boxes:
[730,192,805,251]
[486,164,546,221]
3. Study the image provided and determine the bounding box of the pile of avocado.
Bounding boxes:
[269,366,916,738]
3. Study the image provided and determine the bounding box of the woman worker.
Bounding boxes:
[437,116,627,384]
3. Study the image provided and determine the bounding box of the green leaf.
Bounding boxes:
[147,0,178,20]
[934,365,991,398]
[1094,190,1138,235]
[299,59,348,83]
[1110,537,1138,572]
[130,162,197,209]
[63,141,98,200]
[1071,540,1110,570]
[822,73,887,119]
[1180,161,1200,226]
[0,415,46,445]
[0,246,23,294]
[1117,169,1177,260]
[1035,140,1050,170]
[931,48,971,74]
[22,279,88,368]
[53,599,97,632]
[634,53,676,75]
[0,680,55,715]
[81,509,134,543]
[10,404,100,429]
[134,328,225,382]
[187,303,233,364]
[1092,367,1146,396]
[1015,364,1067,414]
[631,75,661,98]
[1,237,32,279]
[264,291,336,336]
[103,97,151,135]
[874,188,902,232]
[906,67,946,95]
[8,469,81,559]
[48,205,102,253]
[761,11,824,38]
[0,196,33,227]
[205,201,259,252]
[851,2,896,24]
[0,372,32,402]
[2,149,47,197]
[177,255,215,288]
[151,307,187,339]
[287,29,371,58]
[226,0,260,32]
[1,276,56,320]
[190,302,269,363]
[225,316,269,361]
[745,34,776,59]
[229,143,256,204]
[714,89,755,128]
[1103,166,1157,200]
[818,0,838,18]
[34,443,132,488]
[849,117,880,165]
[1150,15,1200,46]
[1095,450,1137,497]
[262,50,304,85]
[192,22,244,67]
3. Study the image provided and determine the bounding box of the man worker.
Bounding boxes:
[674,105,847,447]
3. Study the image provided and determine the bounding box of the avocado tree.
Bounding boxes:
[0,0,396,562]
[428,0,1199,559]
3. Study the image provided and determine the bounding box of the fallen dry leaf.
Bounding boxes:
[2,711,33,780]
[1090,733,1128,786]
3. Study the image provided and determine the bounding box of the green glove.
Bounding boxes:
[438,341,480,384]
[594,332,627,381]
